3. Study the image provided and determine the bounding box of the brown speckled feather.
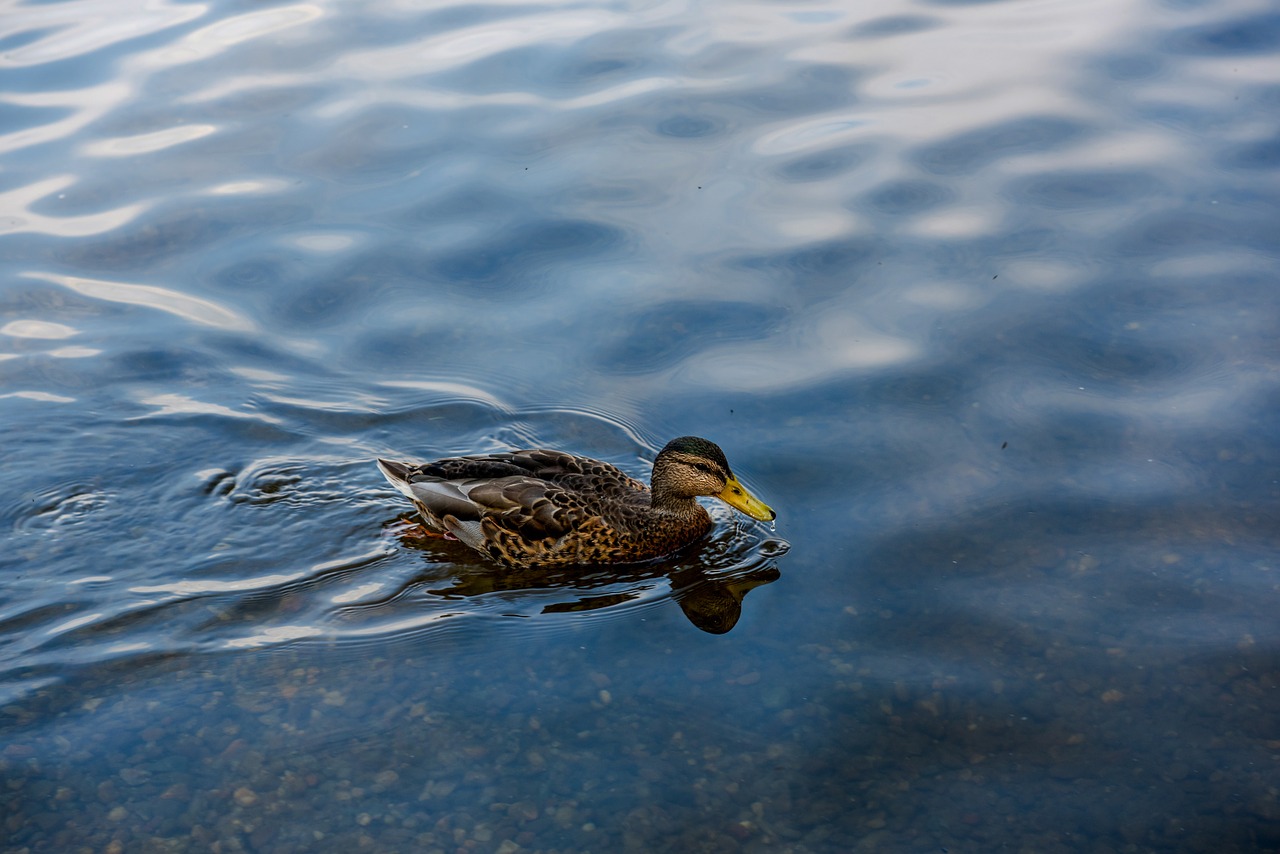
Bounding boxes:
[377,438,772,569]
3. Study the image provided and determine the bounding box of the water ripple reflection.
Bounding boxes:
[28,271,255,331]
[0,400,785,705]
[1,0,1278,848]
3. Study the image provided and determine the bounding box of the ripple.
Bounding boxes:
[324,504,785,641]
[1007,169,1161,210]
[914,117,1089,176]
[0,390,76,403]
[0,0,204,67]
[728,63,858,116]
[735,236,885,282]
[594,300,781,375]
[1,319,79,339]
[1165,13,1280,56]
[132,392,285,425]
[774,144,868,183]
[848,14,940,39]
[655,113,724,138]
[0,0,1277,843]
[0,175,145,236]
[2,395,789,695]
[26,271,255,331]
[427,218,631,288]
[1221,132,1280,171]
[136,4,323,70]
[13,484,114,536]
[81,124,217,158]
[859,178,954,215]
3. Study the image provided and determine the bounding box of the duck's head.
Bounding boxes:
[652,436,776,521]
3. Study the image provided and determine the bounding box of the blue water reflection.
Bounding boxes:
[2,0,1279,850]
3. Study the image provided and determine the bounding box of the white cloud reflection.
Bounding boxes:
[132,393,283,423]
[1,320,79,339]
[26,271,254,332]
[0,175,146,237]
[136,4,322,69]
[679,310,920,393]
[82,124,216,158]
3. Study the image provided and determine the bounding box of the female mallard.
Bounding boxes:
[377,436,775,568]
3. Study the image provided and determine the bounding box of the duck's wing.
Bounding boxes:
[377,450,648,561]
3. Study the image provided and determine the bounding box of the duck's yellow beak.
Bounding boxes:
[716,475,776,522]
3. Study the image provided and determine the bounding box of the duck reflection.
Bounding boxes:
[384,516,786,634]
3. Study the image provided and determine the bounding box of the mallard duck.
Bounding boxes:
[377,436,775,568]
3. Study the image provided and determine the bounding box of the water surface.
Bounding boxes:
[2,0,1279,851]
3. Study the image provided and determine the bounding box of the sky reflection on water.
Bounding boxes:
[1,0,1279,850]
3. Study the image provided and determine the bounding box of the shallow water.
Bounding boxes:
[2,0,1279,851]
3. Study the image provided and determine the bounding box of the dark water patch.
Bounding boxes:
[915,116,1089,176]
[1104,274,1280,323]
[211,256,288,291]
[269,273,377,329]
[0,54,124,96]
[922,0,1019,6]
[782,651,1280,852]
[727,63,859,116]
[855,492,1280,655]
[1165,12,1280,55]
[59,206,307,273]
[0,602,84,643]
[986,314,1211,389]
[401,185,526,229]
[0,101,74,139]
[1133,99,1223,134]
[594,300,782,374]
[546,31,661,88]
[105,345,215,383]
[1008,169,1162,210]
[848,14,940,39]
[1113,210,1243,256]
[187,83,329,122]
[774,143,868,183]
[968,225,1058,261]
[567,178,669,209]
[1221,132,1280,170]
[1096,53,1163,81]
[428,218,630,287]
[859,178,954,215]
[430,43,541,94]
[2,548,1275,854]
[0,25,60,54]
[433,27,666,97]
[732,236,889,294]
[655,113,724,138]
[297,111,468,185]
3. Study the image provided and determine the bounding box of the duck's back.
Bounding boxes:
[380,449,697,566]
[408,449,648,508]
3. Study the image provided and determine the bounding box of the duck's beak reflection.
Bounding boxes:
[716,475,776,522]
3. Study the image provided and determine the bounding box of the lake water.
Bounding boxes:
[2,0,1279,850]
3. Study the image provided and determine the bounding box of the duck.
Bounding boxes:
[377,436,775,568]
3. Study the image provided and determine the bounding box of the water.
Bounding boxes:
[2,0,1278,850]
